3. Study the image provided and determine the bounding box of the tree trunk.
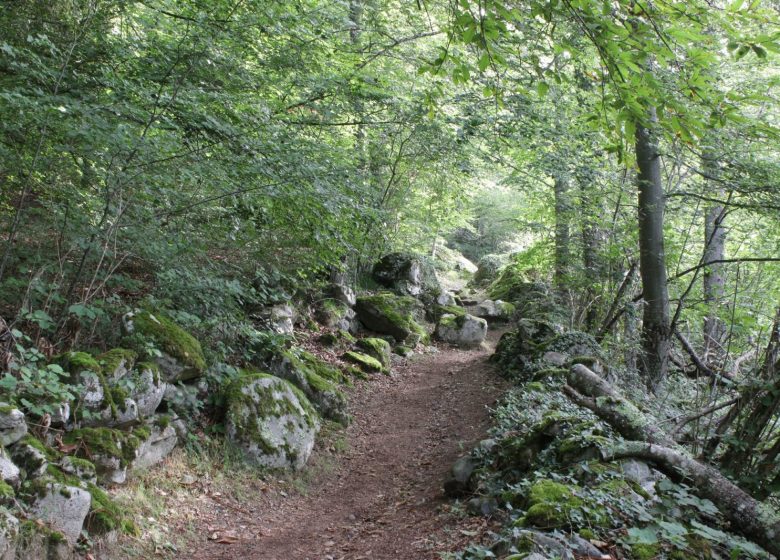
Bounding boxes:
[602,442,780,557]
[565,364,780,556]
[635,109,670,390]
[702,147,726,357]
[553,174,571,292]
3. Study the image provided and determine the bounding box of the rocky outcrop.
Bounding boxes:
[122,310,206,382]
[355,293,429,345]
[134,422,177,470]
[0,404,27,447]
[225,373,320,470]
[372,252,442,304]
[30,483,91,544]
[474,299,516,322]
[435,313,487,348]
[269,350,350,425]
[355,338,391,370]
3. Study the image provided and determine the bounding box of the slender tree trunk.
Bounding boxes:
[635,109,670,390]
[553,174,571,291]
[579,172,602,331]
[702,149,726,357]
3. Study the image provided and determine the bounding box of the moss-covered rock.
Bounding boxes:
[435,313,487,348]
[270,351,350,424]
[0,403,27,447]
[371,252,442,305]
[521,479,584,529]
[355,292,430,345]
[126,310,206,381]
[631,543,661,560]
[62,427,142,484]
[225,372,320,470]
[96,348,137,381]
[316,299,354,329]
[343,351,384,374]
[356,337,391,369]
[393,345,414,357]
[319,329,357,348]
[9,437,49,481]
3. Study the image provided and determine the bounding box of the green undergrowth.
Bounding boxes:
[452,285,773,560]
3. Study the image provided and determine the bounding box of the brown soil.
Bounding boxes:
[188,330,509,560]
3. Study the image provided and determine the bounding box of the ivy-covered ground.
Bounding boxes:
[447,313,776,559]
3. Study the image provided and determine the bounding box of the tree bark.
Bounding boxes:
[702,148,727,357]
[565,364,780,556]
[635,109,670,390]
[601,442,780,557]
[553,174,571,292]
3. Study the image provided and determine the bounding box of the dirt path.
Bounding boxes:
[189,331,508,560]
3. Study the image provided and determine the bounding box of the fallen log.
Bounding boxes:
[565,363,780,557]
[566,364,677,447]
[601,441,780,557]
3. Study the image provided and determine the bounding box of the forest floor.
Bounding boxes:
[167,329,509,560]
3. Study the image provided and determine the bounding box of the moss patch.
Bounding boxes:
[521,479,584,529]
[343,351,384,374]
[356,337,391,368]
[131,311,206,373]
[0,480,14,500]
[355,293,429,344]
[631,543,661,560]
[62,427,142,468]
[97,348,137,378]
[86,482,138,535]
[55,351,101,374]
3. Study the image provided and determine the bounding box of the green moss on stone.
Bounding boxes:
[439,313,466,330]
[631,543,661,560]
[299,351,349,386]
[136,361,162,384]
[226,371,319,446]
[521,479,584,529]
[97,348,137,377]
[20,435,60,462]
[86,482,138,534]
[63,427,141,468]
[56,351,101,374]
[356,293,429,344]
[0,480,14,500]
[343,351,384,373]
[356,337,391,368]
[132,311,206,373]
[344,365,369,380]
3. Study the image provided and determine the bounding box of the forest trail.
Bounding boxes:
[188,330,508,560]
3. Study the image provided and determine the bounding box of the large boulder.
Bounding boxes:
[355,338,391,370]
[61,428,144,485]
[269,351,350,425]
[355,293,429,345]
[267,304,295,335]
[472,254,506,286]
[372,252,442,304]
[316,299,358,333]
[123,311,206,382]
[436,313,487,348]
[0,404,26,447]
[30,482,91,544]
[133,421,177,470]
[225,373,320,470]
[330,283,357,307]
[474,299,516,322]
[129,364,167,418]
